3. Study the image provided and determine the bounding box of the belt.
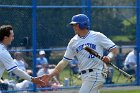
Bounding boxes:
[79,69,93,75]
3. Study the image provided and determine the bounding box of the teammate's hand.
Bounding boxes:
[38,74,52,87]
[102,56,111,64]
[31,77,46,87]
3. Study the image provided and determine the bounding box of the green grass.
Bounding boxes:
[112,68,135,84]
[3,71,9,79]
[110,35,130,42]
[60,67,82,86]
[101,90,140,93]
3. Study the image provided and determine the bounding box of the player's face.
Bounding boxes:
[5,30,14,45]
[72,24,80,34]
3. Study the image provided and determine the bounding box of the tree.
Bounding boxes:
[122,16,136,41]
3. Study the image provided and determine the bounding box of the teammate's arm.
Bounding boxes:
[12,68,46,86]
[12,68,32,81]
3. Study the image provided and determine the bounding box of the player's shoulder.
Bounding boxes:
[89,30,104,36]
[128,50,135,56]
[68,35,79,45]
[0,44,8,54]
[0,44,4,51]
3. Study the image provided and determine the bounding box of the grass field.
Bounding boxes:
[45,88,140,93]
[101,90,140,93]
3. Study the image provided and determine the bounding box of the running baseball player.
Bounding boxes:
[0,25,45,87]
[40,14,118,93]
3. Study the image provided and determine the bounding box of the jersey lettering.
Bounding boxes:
[88,54,95,58]
[76,43,96,53]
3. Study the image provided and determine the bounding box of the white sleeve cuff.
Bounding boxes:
[12,68,32,81]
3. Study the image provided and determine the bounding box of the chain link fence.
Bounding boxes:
[0,0,139,92]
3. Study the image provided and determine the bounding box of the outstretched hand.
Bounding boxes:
[38,74,52,87]
[31,77,46,87]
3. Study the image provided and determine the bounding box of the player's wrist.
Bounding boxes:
[107,52,114,59]
[31,77,34,82]
[50,69,59,77]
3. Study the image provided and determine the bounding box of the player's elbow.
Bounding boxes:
[110,47,118,55]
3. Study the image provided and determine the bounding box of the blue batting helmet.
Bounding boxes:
[70,14,90,29]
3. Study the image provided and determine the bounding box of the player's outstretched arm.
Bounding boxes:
[39,59,69,87]
[12,68,46,87]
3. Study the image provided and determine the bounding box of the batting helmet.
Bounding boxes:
[70,14,90,29]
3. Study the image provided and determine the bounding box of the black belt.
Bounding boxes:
[80,69,93,75]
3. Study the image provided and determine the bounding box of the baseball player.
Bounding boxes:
[0,25,45,87]
[40,14,118,93]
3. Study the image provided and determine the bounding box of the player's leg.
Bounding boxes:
[79,80,103,93]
